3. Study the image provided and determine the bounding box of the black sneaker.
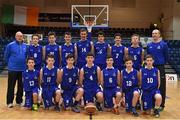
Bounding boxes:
[154,109,160,118]
[96,103,103,111]
[72,106,80,113]
[132,111,139,117]
[54,105,60,111]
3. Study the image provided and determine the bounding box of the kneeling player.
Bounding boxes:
[121,56,140,116]
[59,54,84,113]
[23,57,39,111]
[140,55,162,118]
[39,54,61,111]
[79,53,104,111]
[101,56,121,115]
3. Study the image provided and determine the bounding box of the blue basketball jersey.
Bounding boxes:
[27,45,43,70]
[128,46,143,70]
[102,67,118,88]
[45,44,60,67]
[111,45,125,70]
[82,64,98,89]
[94,42,109,65]
[42,66,58,86]
[141,67,158,91]
[122,68,138,91]
[61,43,75,67]
[23,69,39,92]
[61,66,79,90]
[76,40,92,63]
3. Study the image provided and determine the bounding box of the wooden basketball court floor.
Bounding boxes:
[0,75,180,120]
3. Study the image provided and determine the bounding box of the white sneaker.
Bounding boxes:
[16,103,24,107]
[7,103,13,108]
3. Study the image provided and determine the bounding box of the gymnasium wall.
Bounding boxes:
[173,0,180,40]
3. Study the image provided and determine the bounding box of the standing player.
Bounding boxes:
[94,31,111,70]
[140,55,162,118]
[101,56,121,115]
[147,29,168,110]
[125,34,144,70]
[60,32,77,67]
[121,56,140,116]
[79,53,103,111]
[75,29,94,69]
[59,54,84,113]
[23,57,39,111]
[111,33,126,71]
[43,32,60,68]
[39,54,61,111]
[27,34,43,71]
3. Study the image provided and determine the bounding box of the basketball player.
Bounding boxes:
[60,32,77,67]
[23,57,39,111]
[39,54,61,111]
[79,53,103,111]
[111,33,126,71]
[121,56,140,116]
[27,34,43,71]
[94,31,111,70]
[59,54,84,113]
[43,32,60,68]
[101,55,121,115]
[125,34,144,70]
[75,29,94,69]
[140,55,162,118]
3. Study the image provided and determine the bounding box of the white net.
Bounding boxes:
[84,21,95,33]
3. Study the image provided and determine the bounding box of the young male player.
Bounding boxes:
[43,32,60,68]
[111,33,126,71]
[94,31,111,70]
[121,56,140,116]
[60,32,77,67]
[79,52,103,111]
[75,29,94,69]
[23,57,39,111]
[59,54,84,113]
[27,34,43,71]
[101,55,121,115]
[125,34,144,70]
[140,55,162,118]
[39,54,61,111]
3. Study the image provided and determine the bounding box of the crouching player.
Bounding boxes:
[39,54,61,111]
[59,54,84,113]
[79,53,104,111]
[101,55,121,115]
[140,55,162,118]
[23,57,39,111]
[121,56,140,116]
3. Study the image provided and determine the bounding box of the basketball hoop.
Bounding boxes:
[84,21,95,33]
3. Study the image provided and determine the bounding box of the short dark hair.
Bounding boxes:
[66,54,74,60]
[114,33,122,38]
[48,31,56,37]
[125,55,134,63]
[86,52,94,57]
[98,31,105,37]
[106,55,113,60]
[47,54,54,59]
[145,54,154,60]
[80,28,87,33]
[32,34,39,39]
[131,34,140,39]
[26,57,35,63]
[64,32,71,37]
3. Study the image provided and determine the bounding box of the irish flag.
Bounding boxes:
[1,5,39,26]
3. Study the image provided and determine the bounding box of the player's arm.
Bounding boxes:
[141,49,145,66]
[120,71,123,88]
[90,41,94,54]
[57,69,63,85]
[139,69,142,87]
[124,47,129,58]
[137,71,141,87]
[107,44,111,56]
[97,66,101,85]
[42,46,46,61]
[117,70,121,87]
[39,68,43,85]
[74,45,78,65]
[79,68,84,87]
[100,70,104,87]
[59,46,62,66]
[157,70,161,89]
